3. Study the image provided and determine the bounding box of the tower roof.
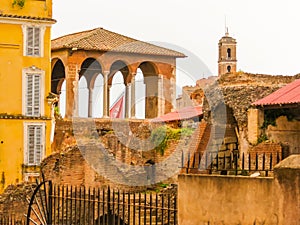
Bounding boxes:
[219,30,237,43]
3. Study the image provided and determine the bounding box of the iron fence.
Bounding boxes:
[181,151,283,176]
[0,215,24,225]
[50,185,177,225]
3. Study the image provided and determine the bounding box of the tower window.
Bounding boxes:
[227,66,231,73]
[227,48,231,58]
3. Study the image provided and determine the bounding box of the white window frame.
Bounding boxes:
[22,24,46,57]
[23,172,40,182]
[22,67,45,117]
[24,122,46,166]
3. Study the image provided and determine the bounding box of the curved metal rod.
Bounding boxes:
[26,180,52,225]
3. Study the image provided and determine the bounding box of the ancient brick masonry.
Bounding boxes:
[46,119,198,190]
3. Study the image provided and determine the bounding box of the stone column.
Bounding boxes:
[248,108,264,145]
[108,84,111,117]
[144,75,158,118]
[125,83,131,118]
[65,64,79,118]
[88,86,93,118]
[130,73,136,118]
[157,74,164,117]
[102,71,109,118]
[170,77,176,111]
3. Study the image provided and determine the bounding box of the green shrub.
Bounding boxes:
[150,125,194,155]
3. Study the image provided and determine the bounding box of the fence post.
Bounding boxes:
[48,181,53,225]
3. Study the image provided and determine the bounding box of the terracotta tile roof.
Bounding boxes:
[51,27,186,57]
[152,106,203,122]
[0,13,56,22]
[252,79,300,106]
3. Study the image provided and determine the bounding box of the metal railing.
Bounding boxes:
[0,215,24,225]
[181,151,283,176]
[50,185,177,225]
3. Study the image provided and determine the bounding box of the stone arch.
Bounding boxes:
[80,58,103,86]
[110,72,125,118]
[138,62,159,118]
[79,58,103,117]
[51,58,66,117]
[107,60,130,118]
[108,60,130,85]
[51,58,65,94]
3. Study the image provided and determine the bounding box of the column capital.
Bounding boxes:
[103,70,110,76]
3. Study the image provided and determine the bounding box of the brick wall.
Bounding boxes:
[48,119,196,189]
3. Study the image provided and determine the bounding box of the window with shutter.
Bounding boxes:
[26,124,44,165]
[26,27,41,56]
[26,73,41,116]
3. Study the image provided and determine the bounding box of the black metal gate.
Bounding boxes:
[26,181,177,225]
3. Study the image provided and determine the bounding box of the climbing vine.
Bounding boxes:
[261,108,294,129]
[12,0,25,8]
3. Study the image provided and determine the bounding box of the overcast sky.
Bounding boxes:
[52,0,300,81]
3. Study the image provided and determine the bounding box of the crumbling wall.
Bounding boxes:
[178,155,300,225]
[47,119,196,189]
[201,73,300,156]
[267,116,300,154]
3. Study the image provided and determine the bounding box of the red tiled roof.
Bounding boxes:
[152,106,203,122]
[51,27,186,57]
[0,13,56,22]
[253,79,300,106]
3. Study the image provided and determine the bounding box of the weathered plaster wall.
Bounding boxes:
[178,155,300,225]
[247,108,264,145]
[267,116,300,154]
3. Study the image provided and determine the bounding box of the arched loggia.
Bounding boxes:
[92,75,104,118]
[135,68,145,119]
[78,76,88,117]
[110,72,125,118]
[108,60,129,118]
[78,58,102,118]
[51,59,66,117]
[138,62,158,119]
[59,81,66,118]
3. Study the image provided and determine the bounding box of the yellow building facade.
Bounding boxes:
[0,0,55,192]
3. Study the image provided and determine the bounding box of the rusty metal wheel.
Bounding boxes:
[25,179,52,225]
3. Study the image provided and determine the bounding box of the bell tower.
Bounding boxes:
[218,28,237,75]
